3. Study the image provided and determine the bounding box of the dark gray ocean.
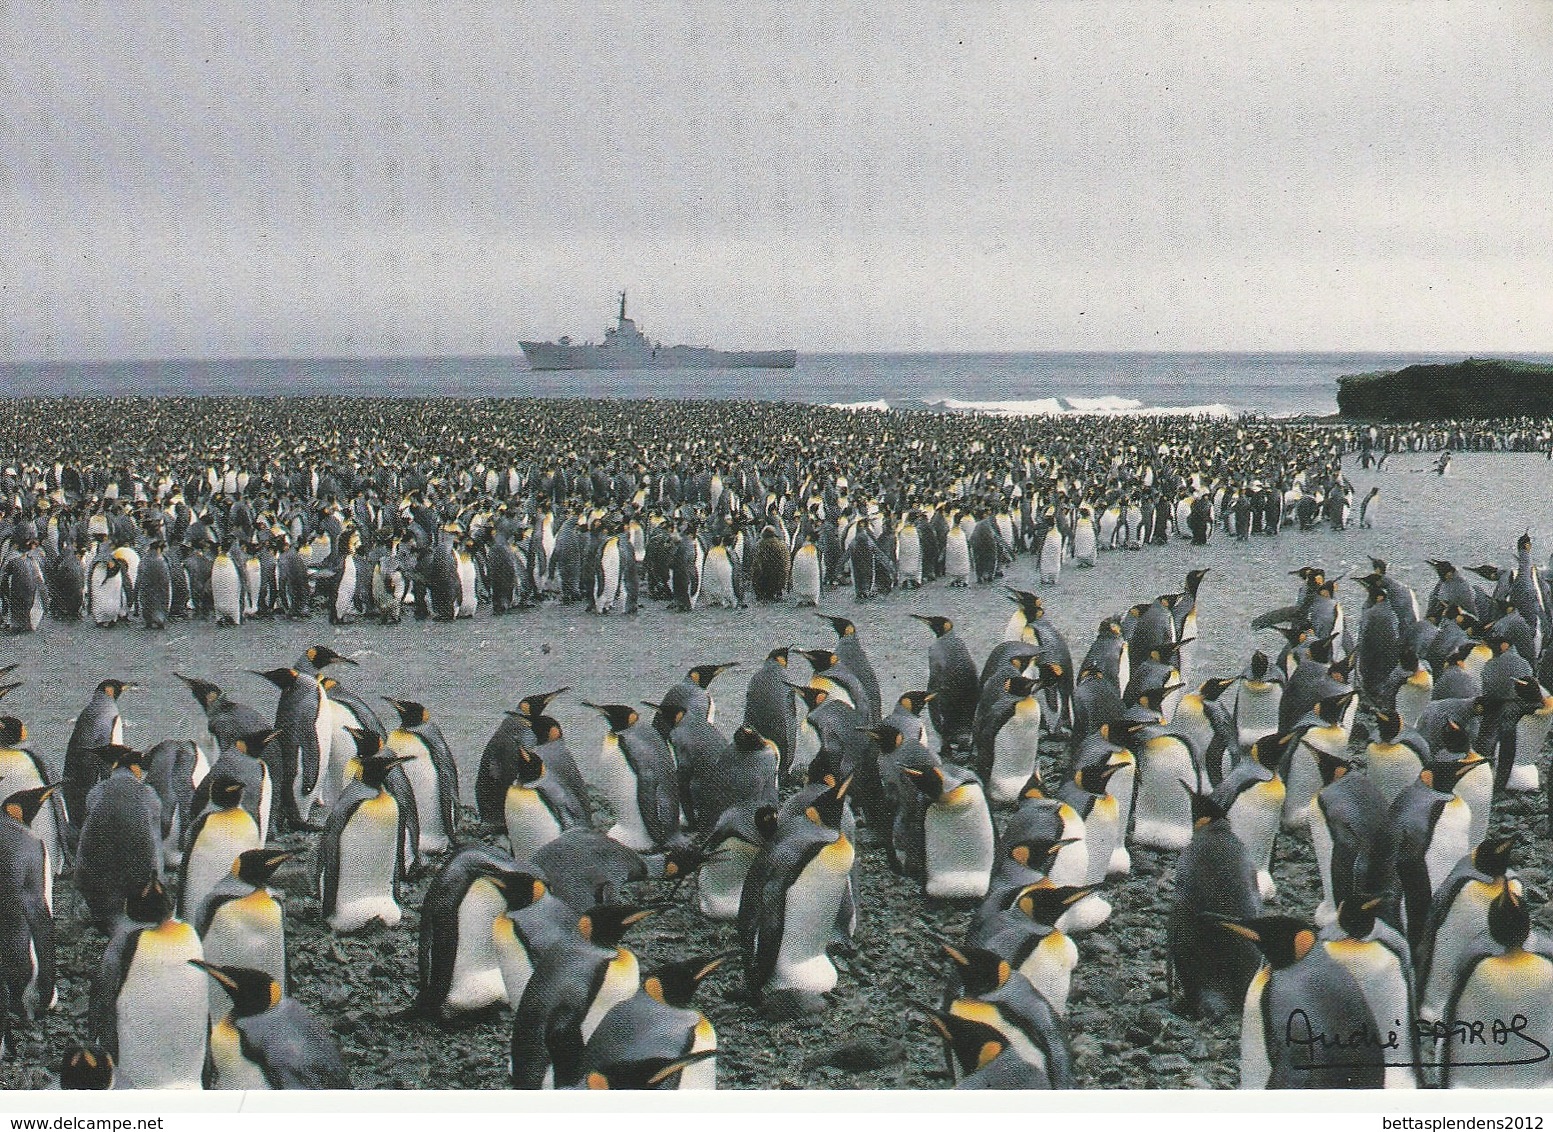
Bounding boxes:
[5,352,1553,417]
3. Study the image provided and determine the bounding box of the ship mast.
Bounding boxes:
[618,290,627,325]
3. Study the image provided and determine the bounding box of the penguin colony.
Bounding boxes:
[0,401,1550,1091]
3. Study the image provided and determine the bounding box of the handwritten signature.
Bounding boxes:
[1284,1010,1551,1069]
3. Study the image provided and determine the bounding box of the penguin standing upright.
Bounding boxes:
[137,540,172,629]
[63,679,133,848]
[1306,746,1395,929]
[582,954,724,1090]
[195,848,293,1021]
[0,784,57,1057]
[88,880,206,1090]
[193,961,350,1089]
[178,776,262,922]
[580,704,679,852]
[1440,887,1553,1089]
[790,538,821,607]
[915,614,979,757]
[1170,790,1264,1019]
[253,667,330,831]
[899,762,996,899]
[383,698,460,862]
[1321,896,1420,1089]
[316,745,413,932]
[76,745,163,931]
[0,716,69,878]
[211,542,244,626]
[743,649,798,778]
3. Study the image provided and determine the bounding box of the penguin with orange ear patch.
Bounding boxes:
[1219,914,1384,1089]
[924,1007,1052,1088]
[582,953,725,1090]
[191,961,350,1089]
[940,942,1073,1088]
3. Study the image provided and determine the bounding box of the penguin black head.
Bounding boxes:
[1183,568,1209,594]
[1312,689,1357,724]
[1335,894,1387,941]
[732,725,770,756]
[343,725,382,760]
[189,961,281,1019]
[3,783,59,826]
[900,764,949,801]
[58,1046,115,1090]
[578,904,653,947]
[1467,563,1501,582]
[940,943,1012,997]
[861,723,904,752]
[753,805,781,843]
[1305,742,1357,787]
[800,649,839,673]
[1440,719,1475,756]
[0,681,20,704]
[210,775,246,808]
[1247,650,1272,681]
[911,614,954,638]
[1212,914,1316,969]
[97,744,148,774]
[1427,559,1457,580]
[687,663,736,687]
[582,703,640,733]
[1015,883,1098,928]
[765,647,790,666]
[252,667,299,690]
[583,1050,718,1091]
[358,751,414,789]
[805,776,851,829]
[1471,835,1515,878]
[304,645,357,670]
[233,848,296,885]
[897,690,934,715]
[176,674,224,709]
[1134,684,1181,715]
[517,686,570,717]
[1487,886,1532,952]
[924,1008,1009,1077]
[818,614,856,638]
[1186,785,1229,827]
[0,715,26,746]
[1006,675,1038,699]
[792,685,830,713]
[643,953,727,1009]
[1372,711,1403,744]
[124,879,173,925]
[384,698,429,728]
[1198,677,1237,703]
[1074,761,1123,795]
[1005,588,1043,620]
[97,679,135,698]
[1005,836,1077,872]
[489,869,549,912]
[513,746,546,786]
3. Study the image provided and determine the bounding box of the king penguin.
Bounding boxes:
[383,697,460,862]
[0,784,58,1057]
[192,961,351,1089]
[1170,790,1264,1019]
[315,745,414,932]
[195,848,294,1022]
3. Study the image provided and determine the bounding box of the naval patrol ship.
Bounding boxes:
[520,292,797,371]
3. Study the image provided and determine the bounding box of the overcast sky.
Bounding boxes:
[4,2,1551,359]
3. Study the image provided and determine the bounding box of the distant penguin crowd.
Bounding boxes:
[2,523,1552,1090]
[0,397,1483,632]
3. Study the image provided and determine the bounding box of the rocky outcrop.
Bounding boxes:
[1337,358,1553,420]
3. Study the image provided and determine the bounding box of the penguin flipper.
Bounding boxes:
[89,926,142,1058]
[420,727,461,848]
[1251,606,1300,632]
[22,851,55,1015]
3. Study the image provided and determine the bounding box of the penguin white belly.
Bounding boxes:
[116,924,206,1089]
[599,749,653,852]
[335,556,357,621]
[1365,744,1423,807]
[1395,678,1433,730]
[457,556,477,618]
[1239,967,1273,1089]
[2,753,67,878]
[790,717,822,779]
[209,1018,270,1090]
[1098,509,1119,550]
[1229,778,1285,900]
[1019,931,1079,1016]
[1508,709,1553,792]
[896,530,922,585]
[594,545,621,613]
[1235,684,1282,747]
[1420,880,1504,1023]
[446,877,509,1011]
[1171,705,1213,771]
[1081,794,1121,887]
[184,810,261,922]
[1444,953,1553,1088]
[1131,736,1196,851]
[1323,939,1415,1088]
[329,793,402,931]
[212,559,243,625]
[1105,757,1137,876]
[321,710,357,811]
[91,569,123,625]
[243,559,260,615]
[944,532,970,585]
[1309,804,1339,928]
[1424,799,1472,896]
[504,788,562,870]
[1048,804,1090,889]
[1073,519,1097,565]
[28,587,43,630]
[791,545,820,606]
[678,1017,717,1089]
[771,837,854,995]
[921,788,995,899]
[393,737,448,854]
[1039,530,1062,584]
[1282,727,1340,832]
[302,693,333,821]
[1455,766,1493,848]
[698,839,759,921]
[990,711,1042,804]
[492,915,536,1006]
[580,952,640,1042]
[702,549,736,608]
[203,892,286,1018]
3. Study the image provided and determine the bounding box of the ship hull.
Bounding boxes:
[519,342,796,372]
